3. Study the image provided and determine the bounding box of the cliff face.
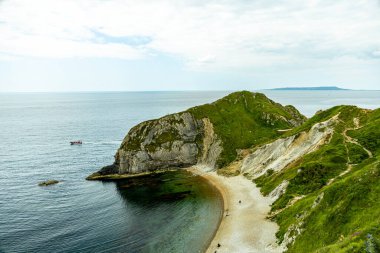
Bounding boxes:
[241,114,339,179]
[115,112,222,174]
[90,91,306,177]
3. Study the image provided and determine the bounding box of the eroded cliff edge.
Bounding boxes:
[87,91,306,179]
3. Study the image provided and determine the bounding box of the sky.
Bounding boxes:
[0,0,379,92]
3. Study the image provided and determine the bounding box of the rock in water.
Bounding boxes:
[38,180,59,186]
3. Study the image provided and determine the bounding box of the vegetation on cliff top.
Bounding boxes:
[119,91,306,168]
[253,106,380,252]
[187,91,306,167]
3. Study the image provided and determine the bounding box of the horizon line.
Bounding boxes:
[1,88,379,93]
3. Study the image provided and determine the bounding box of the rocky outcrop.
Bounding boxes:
[116,112,206,174]
[91,112,223,177]
[38,180,59,186]
[241,114,339,178]
[197,118,223,168]
[89,91,306,178]
[269,180,289,201]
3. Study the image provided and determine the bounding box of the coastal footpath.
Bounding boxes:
[89,91,380,252]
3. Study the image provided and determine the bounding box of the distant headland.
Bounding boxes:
[270,86,349,91]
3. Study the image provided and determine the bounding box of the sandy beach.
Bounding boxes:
[188,167,284,253]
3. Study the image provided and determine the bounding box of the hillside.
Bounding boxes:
[239,106,380,252]
[88,91,306,178]
[186,91,306,167]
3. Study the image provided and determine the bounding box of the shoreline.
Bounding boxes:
[189,168,227,253]
[188,167,284,253]
[88,167,284,252]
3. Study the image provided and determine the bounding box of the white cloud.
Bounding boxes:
[0,0,379,69]
[373,50,380,57]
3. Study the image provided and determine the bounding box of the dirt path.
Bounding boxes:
[328,118,373,185]
[342,127,373,159]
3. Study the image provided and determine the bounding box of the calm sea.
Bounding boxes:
[0,90,379,253]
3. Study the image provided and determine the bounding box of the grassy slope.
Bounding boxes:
[275,158,380,253]
[188,91,305,167]
[255,106,356,197]
[254,107,380,252]
[118,91,305,168]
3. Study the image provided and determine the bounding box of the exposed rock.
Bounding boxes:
[197,118,222,168]
[98,164,119,175]
[284,105,306,127]
[312,192,324,209]
[280,212,306,248]
[89,91,306,178]
[116,112,205,174]
[269,180,289,201]
[38,180,59,186]
[86,169,177,181]
[241,114,339,178]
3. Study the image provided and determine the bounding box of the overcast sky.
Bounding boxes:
[0,0,379,91]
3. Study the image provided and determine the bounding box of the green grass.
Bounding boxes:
[347,110,380,156]
[118,91,306,168]
[188,91,306,167]
[347,142,369,164]
[278,160,380,253]
[284,105,366,138]
[121,120,154,151]
[254,107,380,252]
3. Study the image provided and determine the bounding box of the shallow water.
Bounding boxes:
[1,90,379,253]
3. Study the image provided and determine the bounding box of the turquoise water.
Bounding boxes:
[1,90,379,253]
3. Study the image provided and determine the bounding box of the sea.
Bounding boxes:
[1,90,379,253]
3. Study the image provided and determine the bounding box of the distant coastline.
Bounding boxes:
[269,86,349,91]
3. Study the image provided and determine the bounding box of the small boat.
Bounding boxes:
[70,140,82,145]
